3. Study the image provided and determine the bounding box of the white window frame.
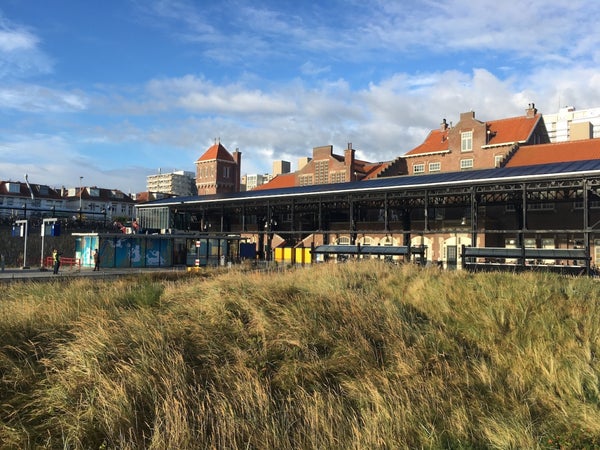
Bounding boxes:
[428,162,441,172]
[413,163,425,174]
[461,131,473,152]
[460,158,473,170]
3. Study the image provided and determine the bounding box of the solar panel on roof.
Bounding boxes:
[138,159,600,208]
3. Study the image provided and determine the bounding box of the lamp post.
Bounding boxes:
[15,219,29,269]
[79,176,83,219]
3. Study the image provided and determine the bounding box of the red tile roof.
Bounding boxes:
[405,114,542,157]
[362,162,391,180]
[253,173,296,190]
[404,129,449,157]
[506,139,600,167]
[0,181,62,199]
[196,143,234,162]
[485,114,542,147]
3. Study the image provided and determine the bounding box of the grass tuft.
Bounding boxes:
[1,261,600,448]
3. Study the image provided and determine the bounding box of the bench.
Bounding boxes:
[461,246,590,274]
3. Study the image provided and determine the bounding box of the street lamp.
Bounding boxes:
[79,176,83,212]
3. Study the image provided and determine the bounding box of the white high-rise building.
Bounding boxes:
[146,170,197,197]
[543,106,600,142]
[245,173,270,191]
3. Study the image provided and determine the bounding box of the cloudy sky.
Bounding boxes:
[1,0,599,193]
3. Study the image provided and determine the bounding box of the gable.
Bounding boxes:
[196,143,234,163]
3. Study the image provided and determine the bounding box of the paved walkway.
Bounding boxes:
[0,266,188,282]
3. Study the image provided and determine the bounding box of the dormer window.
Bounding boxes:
[461,131,473,152]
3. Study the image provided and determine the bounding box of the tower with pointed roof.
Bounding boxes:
[195,141,241,195]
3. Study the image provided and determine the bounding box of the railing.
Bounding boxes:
[45,256,81,269]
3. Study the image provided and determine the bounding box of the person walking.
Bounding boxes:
[93,249,100,271]
[52,249,61,274]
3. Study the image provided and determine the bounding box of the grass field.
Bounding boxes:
[1,261,599,449]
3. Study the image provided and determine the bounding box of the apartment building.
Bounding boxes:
[543,106,600,142]
[0,180,65,220]
[146,170,197,197]
[62,186,135,221]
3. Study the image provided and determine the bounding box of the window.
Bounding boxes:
[494,155,503,167]
[461,131,473,152]
[413,163,425,174]
[330,171,345,183]
[223,167,230,178]
[506,203,555,211]
[428,162,441,172]
[528,203,554,211]
[574,200,600,209]
[299,175,313,186]
[460,159,473,170]
[315,160,329,184]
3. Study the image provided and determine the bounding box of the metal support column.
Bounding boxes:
[470,188,477,248]
[584,179,591,275]
[519,183,527,268]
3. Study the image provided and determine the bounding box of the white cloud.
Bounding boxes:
[0,85,87,113]
[3,0,600,193]
[0,15,52,79]
[0,134,154,192]
[0,28,37,52]
[67,63,600,180]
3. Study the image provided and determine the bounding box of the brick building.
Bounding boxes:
[195,142,242,195]
[403,104,549,175]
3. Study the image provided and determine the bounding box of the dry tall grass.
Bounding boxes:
[1,262,599,449]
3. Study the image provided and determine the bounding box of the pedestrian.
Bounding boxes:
[52,249,61,274]
[93,249,100,271]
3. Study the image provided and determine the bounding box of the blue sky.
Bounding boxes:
[1,0,599,193]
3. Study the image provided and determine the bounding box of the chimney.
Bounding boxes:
[526,102,538,118]
[233,148,242,192]
[440,118,448,131]
[460,111,475,121]
[345,143,355,182]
